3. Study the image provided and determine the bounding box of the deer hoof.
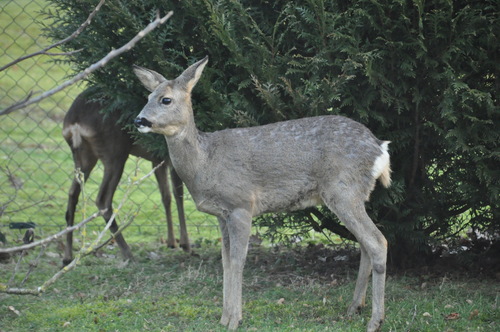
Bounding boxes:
[228,318,242,330]
[220,313,241,330]
[62,258,72,267]
[180,243,191,252]
[347,303,363,317]
[220,313,229,327]
[367,318,383,332]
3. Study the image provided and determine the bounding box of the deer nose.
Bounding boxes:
[134,117,153,128]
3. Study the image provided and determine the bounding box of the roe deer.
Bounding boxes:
[133,57,391,332]
[62,91,190,266]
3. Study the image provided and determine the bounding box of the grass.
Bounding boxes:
[0,243,498,331]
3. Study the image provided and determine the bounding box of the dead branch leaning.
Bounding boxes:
[0,0,106,73]
[0,10,173,116]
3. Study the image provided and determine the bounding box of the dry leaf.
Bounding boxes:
[469,309,479,320]
[45,252,60,258]
[8,306,20,316]
[445,312,460,320]
[88,275,99,282]
[148,252,160,260]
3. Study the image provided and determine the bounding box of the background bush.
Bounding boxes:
[45,0,499,266]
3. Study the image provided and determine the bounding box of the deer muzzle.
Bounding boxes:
[134,117,153,133]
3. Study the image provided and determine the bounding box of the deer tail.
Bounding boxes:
[372,141,392,188]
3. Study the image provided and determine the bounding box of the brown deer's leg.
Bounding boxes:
[63,142,98,266]
[153,160,176,248]
[96,155,133,261]
[171,167,189,252]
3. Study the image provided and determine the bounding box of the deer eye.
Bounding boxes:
[161,97,172,105]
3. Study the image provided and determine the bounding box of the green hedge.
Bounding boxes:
[45,0,499,264]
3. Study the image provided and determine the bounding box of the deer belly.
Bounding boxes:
[254,188,323,215]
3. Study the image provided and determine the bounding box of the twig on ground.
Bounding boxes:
[0,159,164,295]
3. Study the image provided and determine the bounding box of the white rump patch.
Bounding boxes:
[62,123,95,148]
[371,141,391,180]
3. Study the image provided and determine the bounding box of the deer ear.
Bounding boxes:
[133,65,167,92]
[177,56,208,92]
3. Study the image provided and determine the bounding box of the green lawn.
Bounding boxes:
[0,243,498,331]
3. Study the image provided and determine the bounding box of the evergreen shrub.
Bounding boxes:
[45,0,499,265]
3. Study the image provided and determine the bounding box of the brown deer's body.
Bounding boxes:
[133,58,391,332]
[62,92,189,266]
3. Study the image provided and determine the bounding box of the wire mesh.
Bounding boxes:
[0,0,220,245]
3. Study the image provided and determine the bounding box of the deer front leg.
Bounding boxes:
[153,161,176,248]
[218,209,252,330]
[171,168,190,251]
[218,216,231,326]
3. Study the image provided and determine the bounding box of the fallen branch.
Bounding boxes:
[0,10,173,116]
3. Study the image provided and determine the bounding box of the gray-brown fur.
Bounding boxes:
[62,92,189,266]
[134,57,391,332]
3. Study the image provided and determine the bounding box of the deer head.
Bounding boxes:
[133,57,208,137]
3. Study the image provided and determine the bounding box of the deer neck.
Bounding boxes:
[164,116,207,188]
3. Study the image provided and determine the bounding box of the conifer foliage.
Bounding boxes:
[45,0,499,263]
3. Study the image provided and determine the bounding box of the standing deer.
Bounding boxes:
[62,91,190,266]
[133,57,391,332]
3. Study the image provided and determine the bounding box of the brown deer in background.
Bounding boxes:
[62,91,190,266]
[133,58,391,332]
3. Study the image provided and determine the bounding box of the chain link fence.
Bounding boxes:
[0,0,220,245]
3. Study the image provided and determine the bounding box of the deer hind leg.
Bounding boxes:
[218,208,252,330]
[153,161,176,248]
[348,244,371,315]
[323,192,387,332]
[63,143,98,266]
[97,156,134,261]
[171,167,189,252]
